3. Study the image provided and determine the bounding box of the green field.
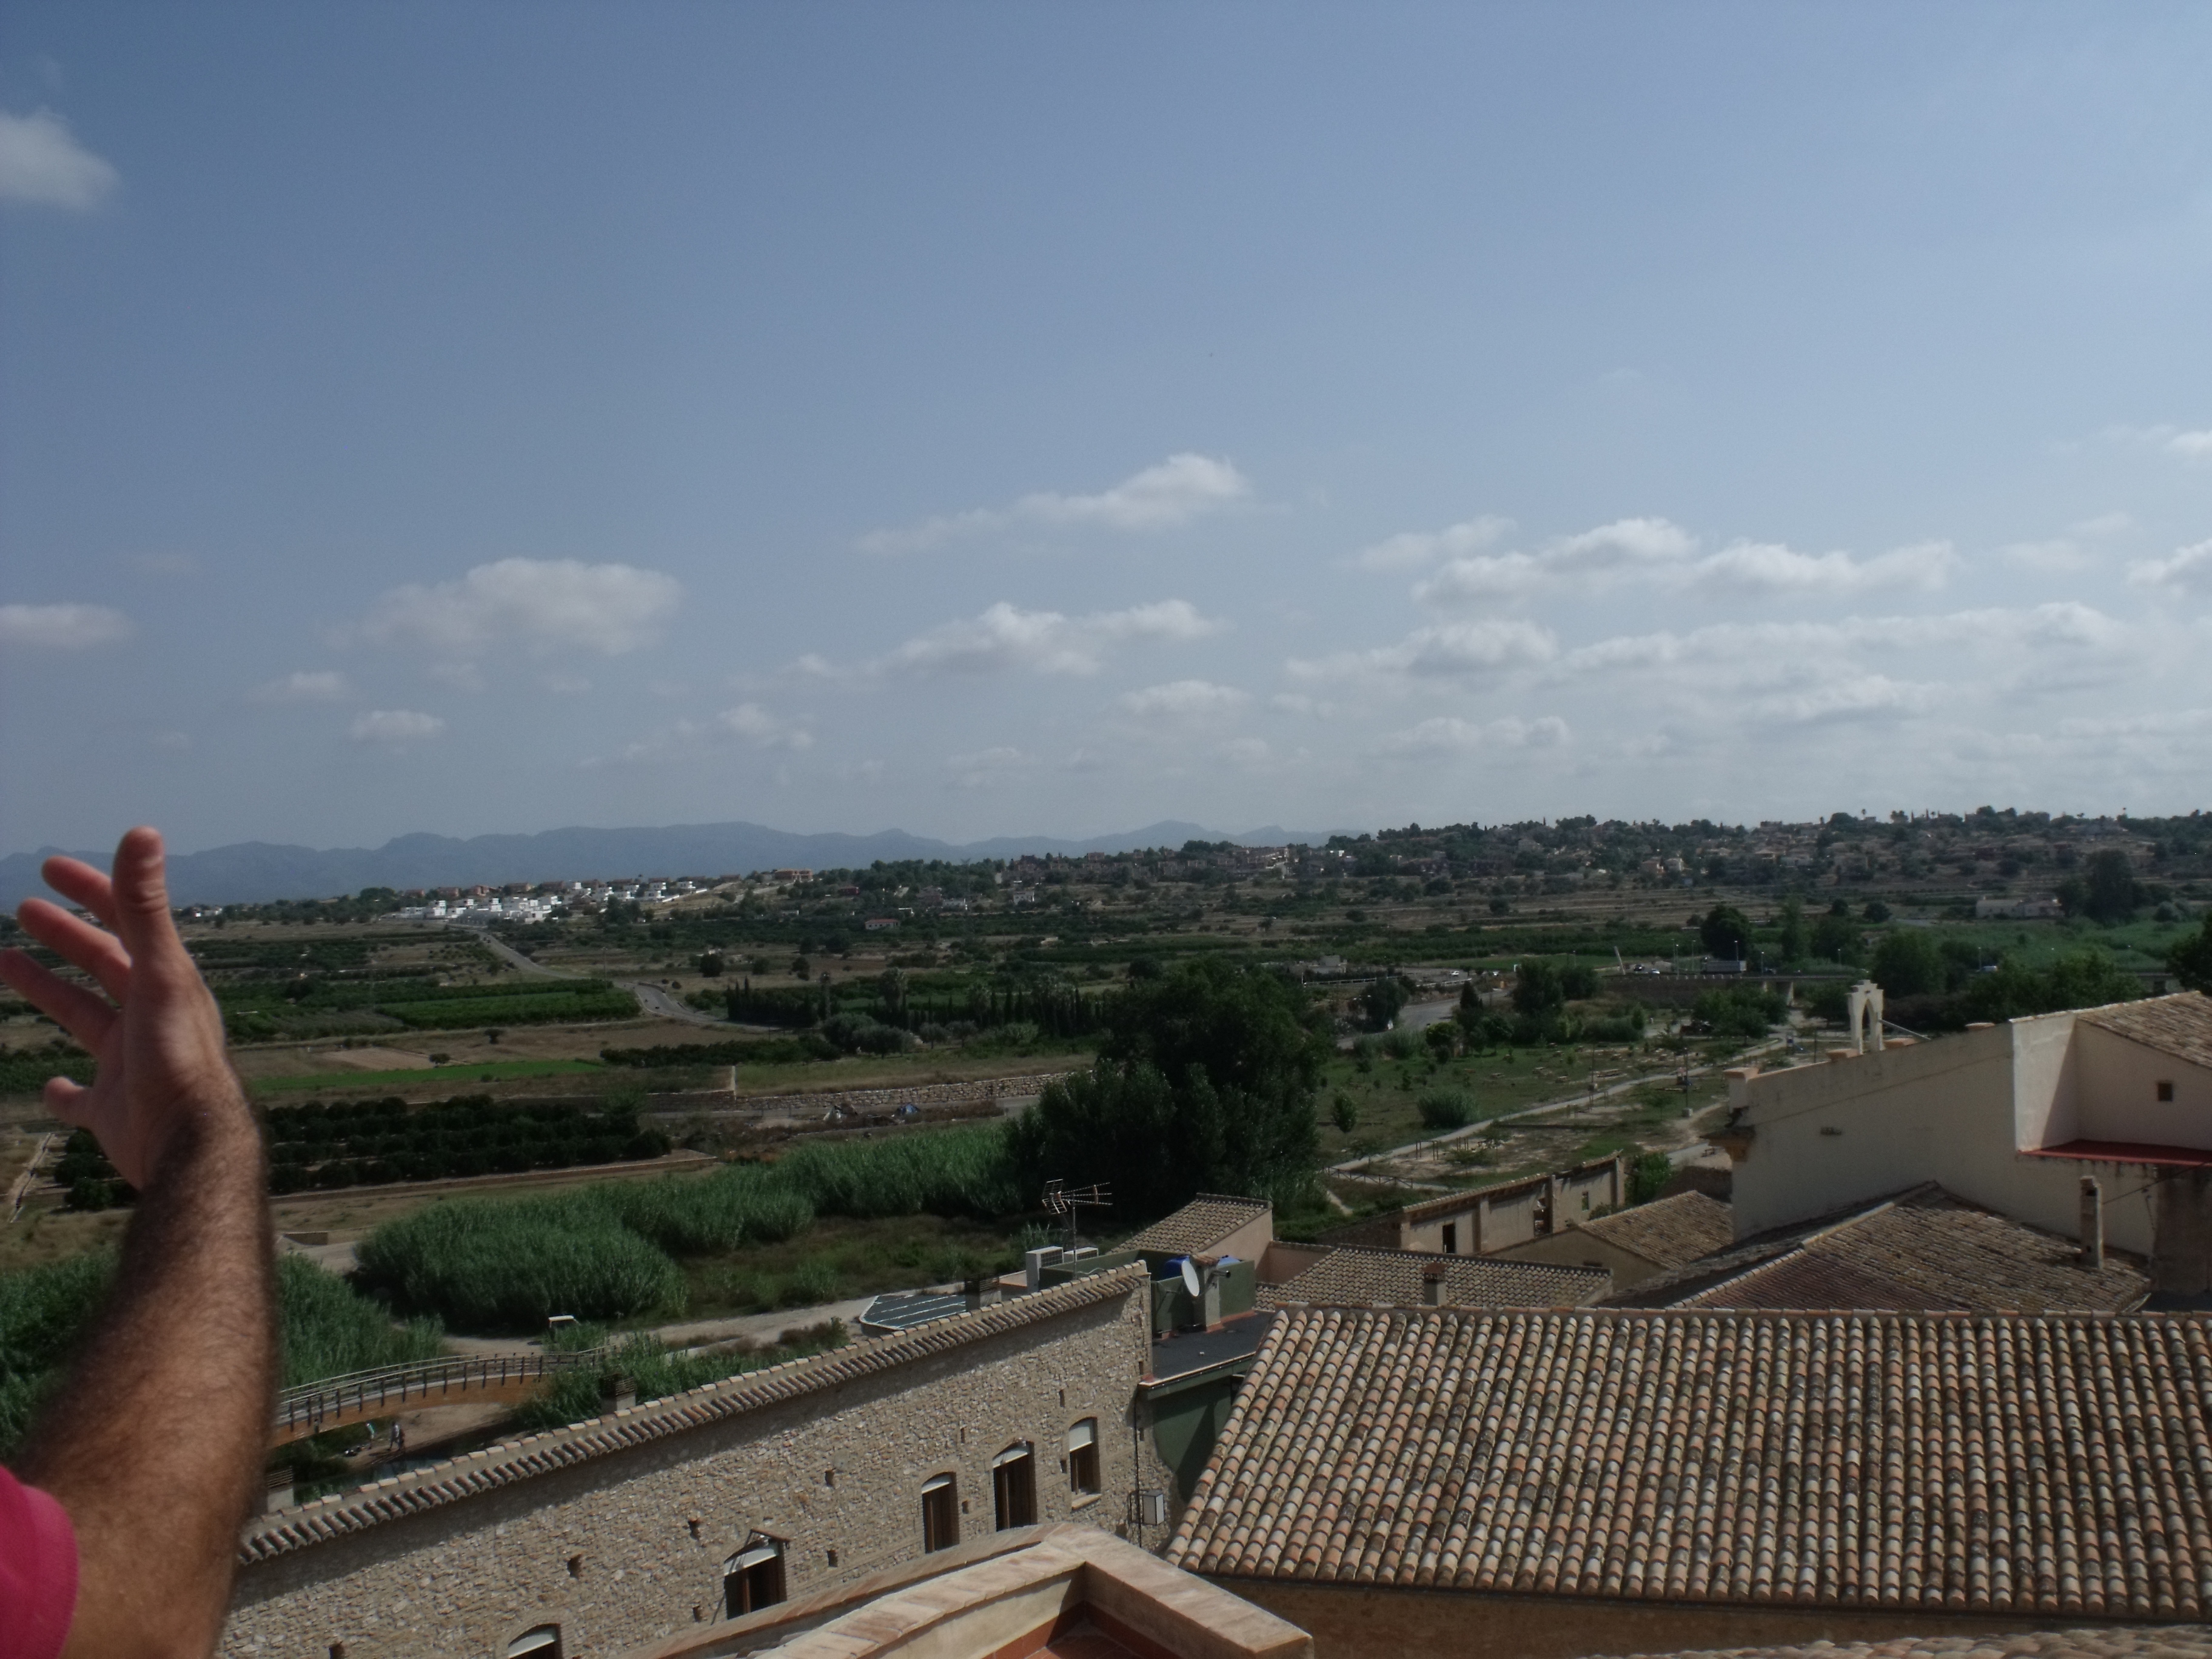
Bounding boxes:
[250,1058,605,1093]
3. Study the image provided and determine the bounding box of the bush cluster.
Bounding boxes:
[263,1095,669,1193]
[1,1251,441,1457]
[351,1125,1022,1332]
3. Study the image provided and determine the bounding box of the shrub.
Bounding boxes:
[1415,1090,1475,1131]
[0,1250,114,1456]
[355,1195,687,1331]
[1626,1150,1675,1205]
[275,1255,443,1387]
[593,1167,815,1255]
[773,1125,1021,1221]
[1693,987,1787,1037]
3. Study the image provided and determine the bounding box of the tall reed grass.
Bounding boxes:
[354,1193,687,1331]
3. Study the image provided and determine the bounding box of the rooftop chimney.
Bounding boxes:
[2080,1176,2105,1272]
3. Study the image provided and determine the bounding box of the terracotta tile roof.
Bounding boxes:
[1253,1245,1607,1313]
[1574,1191,1735,1270]
[2078,993,2212,1073]
[237,1265,1146,1566]
[1607,1186,2150,1315]
[1171,1304,2212,1618]
[1124,1194,1272,1256]
[1624,1629,2212,1659]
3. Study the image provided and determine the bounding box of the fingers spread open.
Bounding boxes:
[0,948,119,1053]
[12,898,133,1001]
[36,855,120,931]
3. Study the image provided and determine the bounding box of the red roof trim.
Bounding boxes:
[2027,1138,2212,1168]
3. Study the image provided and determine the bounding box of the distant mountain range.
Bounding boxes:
[0,820,1346,907]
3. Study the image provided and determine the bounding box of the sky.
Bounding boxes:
[3,4,2211,858]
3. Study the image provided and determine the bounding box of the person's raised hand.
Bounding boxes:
[0,826,247,1188]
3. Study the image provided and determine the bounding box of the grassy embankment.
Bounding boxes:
[352,1124,1036,1334]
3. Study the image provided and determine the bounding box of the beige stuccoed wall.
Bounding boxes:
[1489,1228,1644,1290]
[222,1289,1151,1659]
[2076,1023,2212,1148]
[1727,1017,2152,1254]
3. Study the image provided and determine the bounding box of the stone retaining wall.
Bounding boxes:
[649,1071,1076,1119]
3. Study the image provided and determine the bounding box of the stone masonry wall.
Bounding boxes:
[223,1283,1147,1659]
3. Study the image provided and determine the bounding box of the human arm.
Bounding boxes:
[0,828,276,1659]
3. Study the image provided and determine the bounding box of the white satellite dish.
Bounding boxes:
[1179,1258,1201,1298]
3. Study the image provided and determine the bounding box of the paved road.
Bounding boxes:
[442,1292,891,1359]
[452,925,730,1028]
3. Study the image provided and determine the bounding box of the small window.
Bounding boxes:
[922,1474,959,1552]
[2158,1080,2176,1102]
[723,1533,786,1618]
[992,1441,1037,1529]
[1441,1222,1457,1255]
[1067,1419,1101,1496]
[507,1628,561,1659]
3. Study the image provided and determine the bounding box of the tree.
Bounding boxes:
[1775,896,1808,965]
[1870,929,1947,997]
[2167,914,2212,994]
[1512,960,1565,1019]
[1008,959,1324,1215]
[1960,947,2139,1022]
[1700,905,1752,960]
[2065,850,2145,925]
[1330,1091,1359,1134]
[1811,912,1861,965]
[1359,976,1409,1031]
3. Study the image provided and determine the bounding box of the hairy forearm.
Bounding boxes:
[24,1093,275,1655]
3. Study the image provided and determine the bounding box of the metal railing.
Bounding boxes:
[273,1348,606,1440]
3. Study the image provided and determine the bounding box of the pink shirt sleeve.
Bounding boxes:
[0,1464,78,1659]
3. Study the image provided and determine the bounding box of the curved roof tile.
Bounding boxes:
[1170,1305,2212,1620]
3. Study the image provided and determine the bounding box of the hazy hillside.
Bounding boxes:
[0,819,1338,907]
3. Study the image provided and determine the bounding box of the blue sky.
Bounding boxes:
[3,4,2210,856]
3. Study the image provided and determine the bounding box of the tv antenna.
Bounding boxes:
[1042,1179,1112,1252]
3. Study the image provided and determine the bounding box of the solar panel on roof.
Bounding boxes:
[857,1290,970,1335]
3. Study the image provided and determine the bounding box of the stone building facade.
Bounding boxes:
[224,1269,1161,1658]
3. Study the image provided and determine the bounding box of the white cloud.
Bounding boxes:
[859,454,1250,553]
[1218,737,1272,766]
[1352,515,1513,572]
[363,558,680,657]
[1414,518,1949,605]
[2167,431,2212,461]
[873,598,1222,678]
[349,709,445,745]
[1118,679,1250,720]
[0,109,117,209]
[1381,714,1570,754]
[252,670,351,703]
[719,702,814,751]
[2128,539,2212,592]
[1289,619,1559,685]
[1745,675,1939,725]
[1688,538,1957,594]
[1413,517,1692,603]
[0,602,132,649]
[1271,692,1336,719]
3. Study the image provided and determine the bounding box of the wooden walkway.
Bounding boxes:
[272,1349,603,1445]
